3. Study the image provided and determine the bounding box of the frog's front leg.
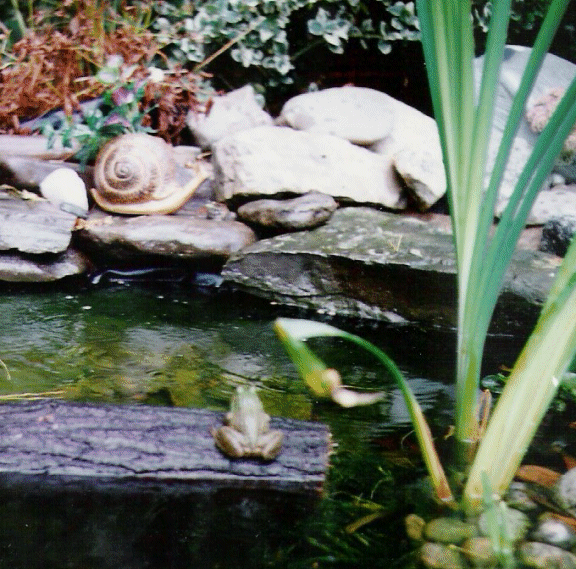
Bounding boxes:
[258,429,284,461]
[212,425,248,458]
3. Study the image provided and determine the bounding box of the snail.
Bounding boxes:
[90,133,207,215]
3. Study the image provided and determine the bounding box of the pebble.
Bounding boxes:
[237,191,338,231]
[519,541,576,569]
[420,542,465,569]
[424,517,478,544]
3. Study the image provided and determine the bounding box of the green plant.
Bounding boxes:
[42,55,155,165]
[152,0,420,91]
[276,0,576,515]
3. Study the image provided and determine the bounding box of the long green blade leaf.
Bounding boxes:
[275,318,456,505]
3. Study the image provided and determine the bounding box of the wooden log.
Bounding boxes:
[0,400,331,496]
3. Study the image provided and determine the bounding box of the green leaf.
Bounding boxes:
[275,319,455,505]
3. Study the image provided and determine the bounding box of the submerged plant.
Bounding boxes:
[276,0,576,515]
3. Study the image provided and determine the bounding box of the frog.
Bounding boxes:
[212,385,283,461]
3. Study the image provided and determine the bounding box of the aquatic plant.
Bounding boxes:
[276,0,576,514]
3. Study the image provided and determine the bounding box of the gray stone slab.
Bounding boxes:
[0,249,89,282]
[222,207,559,331]
[76,212,257,262]
[0,191,77,254]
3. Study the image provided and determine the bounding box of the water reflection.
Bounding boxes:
[0,285,528,568]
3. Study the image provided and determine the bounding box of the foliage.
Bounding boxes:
[151,0,420,90]
[41,56,155,166]
[276,0,576,516]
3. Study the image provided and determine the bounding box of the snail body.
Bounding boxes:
[91,133,207,215]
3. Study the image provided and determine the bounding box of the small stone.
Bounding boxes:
[478,507,530,543]
[424,517,478,544]
[520,541,576,569]
[532,515,576,550]
[555,467,576,517]
[505,481,539,512]
[39,167,89,217]
[405,513,426,541]
[420,542,465,569]
[461,537,498,567]
[540,215,576,257]
[237,191,338,230]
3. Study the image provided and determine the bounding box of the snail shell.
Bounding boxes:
[91,133,207,215]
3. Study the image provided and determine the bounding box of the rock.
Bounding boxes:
[505,481,539,512]
[187,85,273,149]
[0,155,93,189]
[424,517,477,544]
[540,215,576,257]
[461,537,498,567]
[519,541,576,569]
[0,134,80,159]
[405,513,426,541]
[526,87,576,158]
[420,542,465,569]
[222,207,559,331]
[554,468,576,517]
[213,126,406,210]
[237,191,338,231]
[393,146,446,211]
[474,45,576,149]
[76,211,256,263]
[0,190,77,254]
[478,507,530,543]
[532,515,576,550]
[474,45,576,212]
[521,185,576,226]
[278,86,394,145]
[0,249,89,282]
[39,167,89,217]
[370,94,445,210]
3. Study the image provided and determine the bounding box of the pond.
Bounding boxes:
[0,280,535,568]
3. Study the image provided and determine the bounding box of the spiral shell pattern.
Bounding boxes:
[91,133,206,215]
[94,133,174,205]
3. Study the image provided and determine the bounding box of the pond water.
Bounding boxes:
[0,281,532,568]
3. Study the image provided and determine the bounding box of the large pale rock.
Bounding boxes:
[213,126,406,209]
[187,85,273,149]
[76,212,256,262]
[222,207,559,331]
[474,45,576,208]
[370,94,446,210]
[278,86,394,145]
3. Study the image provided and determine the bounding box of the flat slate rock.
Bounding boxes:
[0,248,89,282]
[222,207,559,331]
[0,191,77,254]
[76,211,257,262]
[0,400,330,495]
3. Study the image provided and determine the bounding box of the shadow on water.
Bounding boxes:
[0,282,535,568]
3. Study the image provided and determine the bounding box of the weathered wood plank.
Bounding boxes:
[0,400,331,495]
